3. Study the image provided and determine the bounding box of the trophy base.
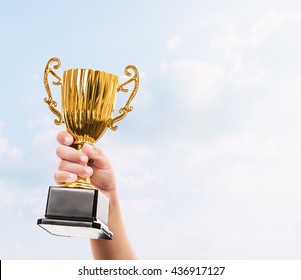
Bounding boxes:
[37,186,113,240]
[37,218,113,239]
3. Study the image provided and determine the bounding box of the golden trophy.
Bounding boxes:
[37,57,139,239]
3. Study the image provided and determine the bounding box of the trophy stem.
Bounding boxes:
[73,142,85,150]
[68,177,94,189]
[61,141,95,189]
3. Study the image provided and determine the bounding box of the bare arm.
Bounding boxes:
[55,131,137,260]
[90,190,137,259]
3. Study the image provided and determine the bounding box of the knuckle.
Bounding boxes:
[53,172,60,183]
[56,131,64,144]
[57,160,65,171]
[56,145,64,158]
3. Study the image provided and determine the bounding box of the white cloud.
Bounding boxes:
[0,120,23,161]
[165,35,182,50]
[32,127,60,147]
[161,60,225,108]
[7,147,22,159]
[119,171,161,189]
[200,163,256,194]
[104,139,160,189]
[211,133,286,159]
[211,11,301,53]
[210,11,301,86]
[122,198,163,215]
[211,25,264,86]
[21,189,46,216]
[0,182,16,207]
[211,24,244,59]
[27,115,54,129]
[174,130,301,171]
[250,11,301,48]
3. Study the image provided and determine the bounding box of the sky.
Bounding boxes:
[1,0,301,259]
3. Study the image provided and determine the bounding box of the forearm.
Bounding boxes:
[90,190,137,260]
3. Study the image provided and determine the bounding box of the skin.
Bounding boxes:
[55,131,137,260]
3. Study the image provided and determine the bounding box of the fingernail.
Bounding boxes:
[80,155,88,163]
[85,167,93,175]
[86,143,95,150]
[66,173,77,182]
[64,136,73,144]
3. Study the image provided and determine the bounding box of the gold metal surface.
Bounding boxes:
[62,68,119,144]
[108,65,139,131]
[43,57,139,189]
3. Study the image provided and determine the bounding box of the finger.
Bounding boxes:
[54,171,77,184]
[58,160,93,178]
[56,145,88,164]
[82,143,111,170]
[57,131,74,146]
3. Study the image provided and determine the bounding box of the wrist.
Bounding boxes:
[100,186,118,201]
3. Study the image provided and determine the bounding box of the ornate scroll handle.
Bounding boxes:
[43,57,63,125]
[108,65,139,131]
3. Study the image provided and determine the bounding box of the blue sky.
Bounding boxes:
[1,0,301,259]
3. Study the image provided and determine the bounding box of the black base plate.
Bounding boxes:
[37,217,113,239]
[37,186,113,240]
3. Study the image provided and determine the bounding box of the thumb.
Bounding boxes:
[82,143,112,170]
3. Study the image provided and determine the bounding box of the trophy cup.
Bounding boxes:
[37,57,139,239]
